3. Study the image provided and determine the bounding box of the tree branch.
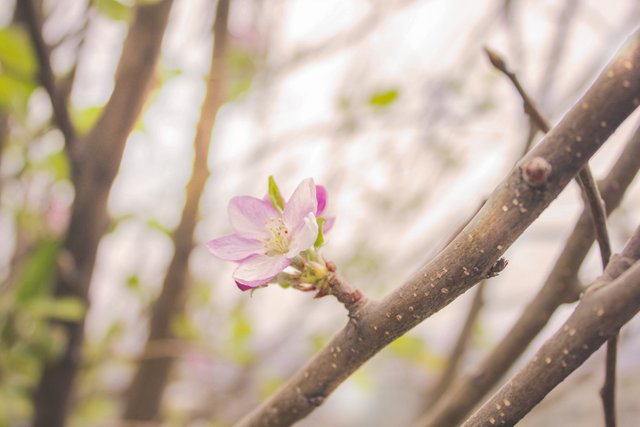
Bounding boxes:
[461,227,640,426]
[32,2,174,427]
[417,56,640,427]
[121,0,230,422]
[485,45,617,425]
[235,29,640,427]
[20,0,77,155]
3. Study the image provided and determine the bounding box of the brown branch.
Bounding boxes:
[32,2,174,427]
[461,227,640,426]
[416,120,640,427]
[424,281,486,411]
[485,45,618,425]
[235,29,640,427]
[121,0,230,422]
[19,0,77,155]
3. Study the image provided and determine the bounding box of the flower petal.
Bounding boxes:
[233,254,291,289]
[287,212,319,256]
[206,234,265,261]
[283,178,317,232]
[315,185,327,215]
[228,196,278,239]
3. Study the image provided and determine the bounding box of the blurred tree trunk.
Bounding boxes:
[122,0,230,422]
[31,2,174,427]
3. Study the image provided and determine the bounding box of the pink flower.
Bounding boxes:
[207,178,332,291]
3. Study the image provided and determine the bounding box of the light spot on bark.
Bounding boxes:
[600,120,607,128]
[495,403,502,410]
[489,417,496,424]
[396,314,403,321]
[503,399,511,407]
[581,101,589,110]
[623,60,633,70]
[408,306,414,312]
[545,357,552,364]
[623,80,631,88]
[502,205,508,212]
[331,363,337,369]
[569,328,576,336]
[576,135,582,142]
[596,307,604,316]
[607,70,615,78]
[497,245,504,250]
[563,348,569,355]
[441,288,449,294]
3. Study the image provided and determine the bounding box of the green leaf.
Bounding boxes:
[268,176,285,211]
[0,27,37,77]
[15,240,59,303]
[72,105,103,134]
[314,217,326,248]
[92,0,132,22]
[28,297,86,321]
[388,334,445,371]
[171,313,200,340]
[0,72,36,113]
[368,89,399,107]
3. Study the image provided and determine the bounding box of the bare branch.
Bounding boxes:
[121,0,230,422]
[461,227,640,426]
[236,29,640,427]
[20,0,77,154]
[485,46,617,424]
[416,120,640,427]
[32,2,174,427]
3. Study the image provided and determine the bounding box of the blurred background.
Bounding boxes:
[1,0,639,426]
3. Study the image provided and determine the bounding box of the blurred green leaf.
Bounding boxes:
[231,310,252,345]
[15,240,59,303]
[72,105,103,134]
[259,376,284,399]
[0,73,36,113]
[146,218,171,236]
[28,297,86,321]
[226,46,257,101]
[125,274,141,293]
[32,149,70,180]
[388,334,445,371]
[92,0,132,21]
[368,89,399,107]
[0,26,37,77]
[171,313,200,340]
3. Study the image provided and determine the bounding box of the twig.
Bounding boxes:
[484,46,616,426]
[461,227,640,427]
[325,271,367,318]
[236,30,640,427]
[416,122,640,427]
[20,0,77,155]
[424,281,486,410]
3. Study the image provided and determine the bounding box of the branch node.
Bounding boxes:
[485,258,509,278]
[522,157,552,187]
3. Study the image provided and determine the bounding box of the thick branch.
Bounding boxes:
[462,227,640,426]
[121,0,230,422]
[32,3,174,427]
[417,110,640,427]
[236,29,640,427]
[486,46,617,424]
